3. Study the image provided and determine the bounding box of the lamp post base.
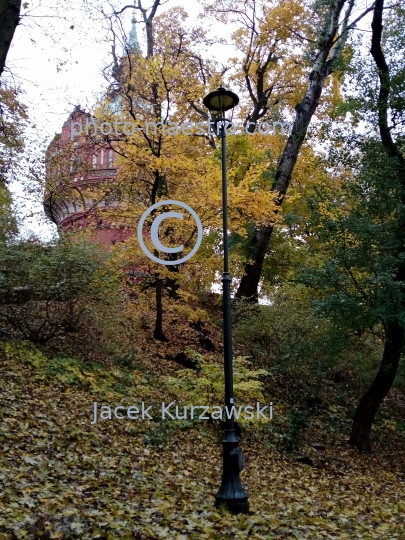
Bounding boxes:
[215,435,249,514]
[215,494,250,515]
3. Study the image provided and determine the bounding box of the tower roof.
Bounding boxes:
[62,104,86,127]
[128,14,141,54]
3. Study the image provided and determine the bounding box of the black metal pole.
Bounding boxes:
[214,119,249,514]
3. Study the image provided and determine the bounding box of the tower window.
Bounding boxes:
[92,152,97,168]
[100,149,104,165]
[108,150,113,168]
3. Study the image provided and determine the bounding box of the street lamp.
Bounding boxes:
[203,86,249,515]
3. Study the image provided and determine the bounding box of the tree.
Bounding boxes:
[96,4,280,339]
[0,181,15,242]
[0,82,28,240]
[300,0,405,452]
[234,0,376,300]
[349,0,405,452]
[201,0,310,132]
[0,0,22,77]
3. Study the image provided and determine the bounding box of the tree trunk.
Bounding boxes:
[153,276,168,341]
[235,224,273,300]
[0,0,22,77]
[350,321,404,452]
[150,170,169,342]
[235,64,330,300]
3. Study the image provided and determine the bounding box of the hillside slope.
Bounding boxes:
[1,340,405,539]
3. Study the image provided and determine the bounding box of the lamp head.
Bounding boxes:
[203,86,239,113]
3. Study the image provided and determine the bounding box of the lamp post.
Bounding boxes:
[203,86,249,514]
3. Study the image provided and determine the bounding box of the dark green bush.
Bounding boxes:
[233,285,383,408]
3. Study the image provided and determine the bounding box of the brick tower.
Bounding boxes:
[43,105,134,247]
[43,15,142,248]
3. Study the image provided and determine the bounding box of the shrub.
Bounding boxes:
[162,349,269,427]
[0,236,132,362]
[233,285,383,407]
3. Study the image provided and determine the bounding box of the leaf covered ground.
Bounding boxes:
[1,342,405,540]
